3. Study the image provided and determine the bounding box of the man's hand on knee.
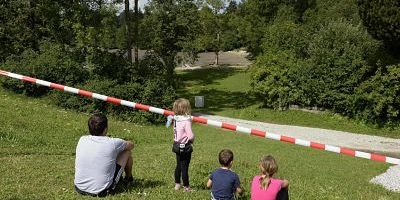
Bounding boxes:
[125,141,134,151]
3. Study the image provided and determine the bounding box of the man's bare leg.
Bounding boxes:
[125,152,133,178]
[117,150,133,178]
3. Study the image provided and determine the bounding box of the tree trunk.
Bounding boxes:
[215,33,220,65]
[29,0,38,51]
[215,51,219,66]
[124,0,132,63]
[134,0,139,65]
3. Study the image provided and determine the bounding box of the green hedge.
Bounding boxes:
[52,78,176,123]
[1,42,87,96]
[250,51,302,109]
[355,64,400,125]
[305,20,381,114]
[1,42,177,123]
[251,19,400,125]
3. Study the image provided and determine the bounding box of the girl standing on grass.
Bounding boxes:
[167,98,195,192]
[251,155,289,200]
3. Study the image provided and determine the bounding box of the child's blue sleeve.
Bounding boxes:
[166,115,173,128]
[234,173,241,188]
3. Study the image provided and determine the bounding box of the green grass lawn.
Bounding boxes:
[0,87,399,199]
[177,67,400,138]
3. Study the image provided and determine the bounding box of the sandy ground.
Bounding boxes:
[195,113,400,158]
[189,50,251,67]
[130,49,252,68]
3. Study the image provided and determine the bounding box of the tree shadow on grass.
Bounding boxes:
[177,67,242,87]
[176,67,261,114]
[188,88,261,114]
[113,178,165,195]
[133,178,165,189]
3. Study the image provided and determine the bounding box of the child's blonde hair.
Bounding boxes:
[173,98,191,116]
[259,155,278,190]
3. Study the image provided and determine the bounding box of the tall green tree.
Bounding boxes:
[241,0,313,56]
[204,0,230,65]
[220,1,247,51]
[357,0,400,55]
[140,0,200,78]
[0,0,59,61]
[196,7,219,64]
[241,0,283,56]
[0,0,120,62]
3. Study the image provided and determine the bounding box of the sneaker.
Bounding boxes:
[174,183,181,191]
[183,186,194,192]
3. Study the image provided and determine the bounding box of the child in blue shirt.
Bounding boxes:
[207,149,243,200]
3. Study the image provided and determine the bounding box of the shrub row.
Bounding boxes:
[1,42,87,96]
[251,20,399,126]
[1,42,177,123]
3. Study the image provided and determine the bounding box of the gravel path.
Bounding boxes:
[196,113,400,157]
[195,113,400,192]
[371,165,400,192]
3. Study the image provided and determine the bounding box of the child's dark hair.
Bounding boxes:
[219,149,234,167]
[88,113,108,136]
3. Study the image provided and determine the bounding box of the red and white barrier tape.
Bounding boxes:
[1,69,399,165]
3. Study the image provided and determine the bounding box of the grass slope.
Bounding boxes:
[0,88,399,199]
[177,67,400,138]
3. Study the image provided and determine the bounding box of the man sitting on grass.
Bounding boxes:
[74,113,134,197]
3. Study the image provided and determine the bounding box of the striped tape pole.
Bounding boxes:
[1,69,399,165]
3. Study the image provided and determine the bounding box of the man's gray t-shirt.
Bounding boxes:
[74,135,126,194]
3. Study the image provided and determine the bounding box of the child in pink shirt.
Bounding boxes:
[166,98,195,192]
[251,155,289,200]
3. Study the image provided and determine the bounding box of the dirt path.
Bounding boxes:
[177,50,252,69]
[196,113,400,158]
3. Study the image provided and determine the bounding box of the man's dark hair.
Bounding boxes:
[219,149,234,167]
[88,113,108,136]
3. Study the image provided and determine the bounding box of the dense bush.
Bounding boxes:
[303,0,361,28]
[89,50,132,83]
[53,77,176,124]
[306,20,381,114]
[250,19,400,125]
[1,42,88,96]
[250,52,302,109]
[54,51,177,123]
[261,20,309,59]
[134,53,169,83]
[355,64,400,126]
[357,0,400,53]
[1,42,177,123]
[251,20,312,109]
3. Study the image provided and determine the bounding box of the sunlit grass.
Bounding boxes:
[0,86,399,199]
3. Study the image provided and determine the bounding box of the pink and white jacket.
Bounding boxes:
[172,115,195,144]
